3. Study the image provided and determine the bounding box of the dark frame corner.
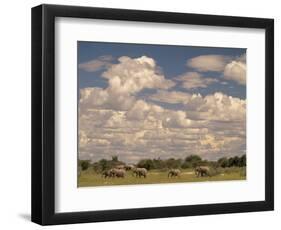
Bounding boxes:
[31,4,274,225]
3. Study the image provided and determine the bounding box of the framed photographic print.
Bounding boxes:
[31,4,274,225]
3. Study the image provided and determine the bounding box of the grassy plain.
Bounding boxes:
[78,167,246,187]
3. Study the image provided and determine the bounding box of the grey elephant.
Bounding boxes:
[101,169,114,178]
[133,168,147,178]
[168,169,181,178]
[195,166,210,177]
[111,168,126,178]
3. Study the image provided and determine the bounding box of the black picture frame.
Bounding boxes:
[31,4,274,225]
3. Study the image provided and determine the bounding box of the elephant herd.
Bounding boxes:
[101,165,148,179]
[101,165,211,179]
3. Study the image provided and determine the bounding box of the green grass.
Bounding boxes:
[78,167,246,187]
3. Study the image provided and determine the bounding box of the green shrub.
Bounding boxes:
[80,160,90,171]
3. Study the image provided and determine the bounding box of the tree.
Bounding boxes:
[239,154,246,167]
[185,155,202,162]
[152,158,165,169]
[181,161,192,169]
[227,156,240,167]
[111,156,118,162]
[217,157,228,168]
[80,160,90,171]
[232,156,240,167]
[137,159,155,170]
[166,158,182,169]
[185,155,202,167]
[99,159,108,171]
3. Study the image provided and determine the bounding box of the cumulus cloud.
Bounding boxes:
[187,55,230,72]
[184,92,246,122]
[79,87,136,112]
[79,55,113,72]
[186,54,246,85]
[79,89,246,162]
[224,60,246,85]
[78,55,246,163]
[149,90,192,104]
[79,56,176,112]
[102,56,175,94]
[176,72,218,89]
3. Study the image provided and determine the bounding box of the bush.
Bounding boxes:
[218,155,246,168]
[137,159,155,170]
[239,155,246,167]
[185,154,202,162]
[184,154,202,168]
[166,158,182,169]
[181,161,192,169]
[80,160,90,171]
[111,156,118,162]
[217,157,228,168]
[85,154,246,173]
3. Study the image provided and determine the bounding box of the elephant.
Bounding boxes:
[195,166,210,177]
[168,169,181,178]
[133,168,147,178]
[110,168,126,178]
[101,169,114,178]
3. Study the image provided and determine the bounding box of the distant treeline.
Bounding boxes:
[78,154,246,172]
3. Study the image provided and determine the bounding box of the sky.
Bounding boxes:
[78,41,246,163]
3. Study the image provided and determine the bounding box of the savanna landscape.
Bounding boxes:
[78,42,247,187]
[78,155,246,187]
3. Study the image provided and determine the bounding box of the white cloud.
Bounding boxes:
[79,89,246,162]
[79,56,177,112]
[184,92,246,122]
[149,90,192,104]
[186,54,246,85]
[224,60,246,85]
[102,56,175,94]
[78,55,246,162]
[79,87,136,112]
[126,100,154,120]
[79,55,113,72]
[187,55,229,72]
[176,72,218,89]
